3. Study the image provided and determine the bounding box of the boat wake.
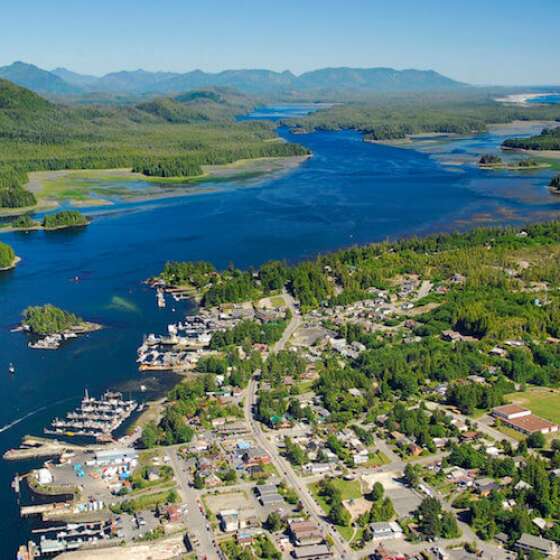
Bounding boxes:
[0,397,76,434]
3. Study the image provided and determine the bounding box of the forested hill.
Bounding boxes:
[0,78,53,112]
[0,80,308,209]
[136,87,256,123]
[0,61,466,96]
[283,93,560,140]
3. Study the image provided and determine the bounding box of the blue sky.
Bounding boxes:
[1,0,558,85]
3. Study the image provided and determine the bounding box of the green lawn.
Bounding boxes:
[324,478,362,501]
[367,451,390,467]
[506,387,560,424]
[309,478,362,541]
[338,525,355,541]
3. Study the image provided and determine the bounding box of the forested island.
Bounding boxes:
[22,304,100,336]
[0,210,89,232]
[503,126,560,150]
[478,154,548,170]
[41,210,89,230]
[0,79,308,211]
[0,240,18,270]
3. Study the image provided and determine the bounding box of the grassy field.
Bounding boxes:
[309,478,362,511]
[506,387,560,424]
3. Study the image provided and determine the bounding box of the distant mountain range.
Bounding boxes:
[0,61,467,97]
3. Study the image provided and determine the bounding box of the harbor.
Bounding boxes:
[136,299,258,373]
[45,390,138,440]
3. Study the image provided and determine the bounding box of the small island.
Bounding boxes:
[20,304,102,349]
[1,210,90,233]
[550,174,560,195]
[42,210,89,230]
[478,153,549,170]
[0,240,19,270]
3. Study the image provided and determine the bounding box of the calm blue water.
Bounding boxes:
[0,108,559,557]
[528,93,560,104]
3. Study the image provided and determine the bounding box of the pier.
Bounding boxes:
[45,390,137,440]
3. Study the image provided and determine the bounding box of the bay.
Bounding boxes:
[0,106,558,557]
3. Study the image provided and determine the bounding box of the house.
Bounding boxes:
[237,532,254,545]
[353,451,369,465]
[370,521,403,541]
[322,449,338,463]
[260,493,284,506]
[408,443,423,457]
[246,464,264,476]
[256,484,278,496]
[205,473,223,488]
[533,517,553,531]
[490,346,508,358]
[289,520,323,545]
[442,330,463,343]
[515,533,558,557]
[242,447,271,466]
[476,477,499,496]
[163,504,181,523]
[304,463,331,475]
[515,480,532,491]
[371,543,407,559]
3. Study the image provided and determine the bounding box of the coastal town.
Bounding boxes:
[2,4,560,560]
[6,223,560,560]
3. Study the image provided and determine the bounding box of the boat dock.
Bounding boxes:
[45,390,137,440]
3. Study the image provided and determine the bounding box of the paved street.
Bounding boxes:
[245,294,353,559]
[166,448,221,560]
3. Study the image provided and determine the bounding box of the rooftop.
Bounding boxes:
[504,414,557,433]
[492,404,530,416]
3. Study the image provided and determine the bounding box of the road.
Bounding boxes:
[166,448,221,560]
[272,289,302,352]
[245,291,353,559]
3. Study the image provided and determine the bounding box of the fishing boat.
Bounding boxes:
[8,363,15,375]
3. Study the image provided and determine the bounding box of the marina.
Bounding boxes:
[136,302,252,372]
[45,390,137,440]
